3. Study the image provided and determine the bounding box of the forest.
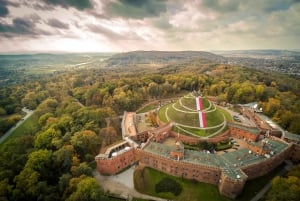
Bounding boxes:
[0,52,300,200]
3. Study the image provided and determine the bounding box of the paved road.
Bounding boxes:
[94,165,168,201]
[0,108,34,144]
[219,105,256,127]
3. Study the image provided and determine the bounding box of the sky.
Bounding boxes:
[0,0,299,53]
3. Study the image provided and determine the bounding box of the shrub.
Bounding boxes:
[155,177,182,196]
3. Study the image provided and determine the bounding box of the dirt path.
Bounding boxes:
[93,166,168,201]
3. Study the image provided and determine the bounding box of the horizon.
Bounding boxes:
[0,0,299,53]
[1,49,300,55]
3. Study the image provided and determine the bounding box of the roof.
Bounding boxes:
[284,132,300,143]
[248,138,288,153]
[256,113,284,132]
[144,141,247,180]
[143,138,288,180]
[96,140,130,159]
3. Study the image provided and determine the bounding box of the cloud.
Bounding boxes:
[86,23,142,42]
[0,0,9,17]
[47,18,69,29]
[0,17,50,38]
[151,15,173,30]
[201,0,240,13]
[87,24,122,40]
[0,18,34,34]
[107,0,167,19]
[44,0,92,10]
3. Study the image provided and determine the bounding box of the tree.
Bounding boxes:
[0,107,6,115]
[38,112,54,126]
[71,162,92,177]
[0,178,12,200]
[148,111,157,127]
[148,82,159,99]
[266,176,300,201]
[53,145,74,173]
[34,127,62,149]
[71,130,101,160]
[66,177,102,201]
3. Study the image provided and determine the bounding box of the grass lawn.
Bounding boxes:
[164,103,224,127]
[180,96,210,110]
[175,125,223,137]
[0,113,39,150]
[134,167,232,201]
[217,107,233,121]
[137,104,158,114]
[158,104,168,123]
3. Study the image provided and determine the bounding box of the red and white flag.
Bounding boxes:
[196,97,206,128]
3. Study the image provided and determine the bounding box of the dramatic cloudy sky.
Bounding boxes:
[0,0,299,52]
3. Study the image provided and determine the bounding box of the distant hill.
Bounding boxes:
[213,49,300,59]
[103,51,226,67]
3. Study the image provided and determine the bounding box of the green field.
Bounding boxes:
[134,164,286,201]
[0,113,39,150]
[134,167,232,201]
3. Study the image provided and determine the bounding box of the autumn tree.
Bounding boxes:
[66,177,103,201]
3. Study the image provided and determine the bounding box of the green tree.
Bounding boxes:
[266,176,300,201]
[66,177,102,201]
[71,130,100,160]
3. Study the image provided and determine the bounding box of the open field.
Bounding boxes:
[0,113,39,150]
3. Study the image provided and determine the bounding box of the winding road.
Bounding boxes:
[0,107,34,144]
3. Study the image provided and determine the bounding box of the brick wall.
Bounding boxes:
[95,148,136,175]
[229,126,259,142]
[218,172,247,198]
[241,144,292,179]
[136,149,221,185]
[289,144,300,163]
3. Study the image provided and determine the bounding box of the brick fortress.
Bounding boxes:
[95,95,300,199]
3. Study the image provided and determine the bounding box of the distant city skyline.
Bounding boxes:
[0,0,300,53]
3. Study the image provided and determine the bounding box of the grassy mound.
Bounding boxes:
[158,94,230,137]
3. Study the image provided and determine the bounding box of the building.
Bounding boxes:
[95,105,300,199]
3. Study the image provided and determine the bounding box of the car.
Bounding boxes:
[233,115,241,122]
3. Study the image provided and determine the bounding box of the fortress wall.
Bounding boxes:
[95,148,136,175]
[169,131,199,145]
[229,126,259,142]
[204,130,231,143]
[241,144,293,179]
[136,149,221,185]
[218,171,247,199]
[169,130,230,145]
[133,131,148,143]
[289,144,300,163]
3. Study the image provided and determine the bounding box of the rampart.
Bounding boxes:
[96,109,300,199]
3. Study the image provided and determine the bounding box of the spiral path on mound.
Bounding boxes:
[163,93,226,137]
